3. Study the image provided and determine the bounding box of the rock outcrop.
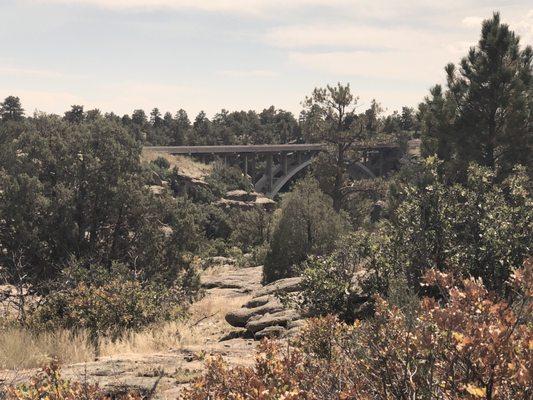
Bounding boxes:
[201,265,262,294]
[216,190,276,211]
[225,276,305,339]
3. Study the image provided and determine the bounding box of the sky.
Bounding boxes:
[1,1,532,118]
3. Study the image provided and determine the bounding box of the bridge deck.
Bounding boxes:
[145,142,398,155]
[145,144,325,154]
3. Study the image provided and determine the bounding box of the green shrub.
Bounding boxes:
[229,207,271,252]
[384,159,532,293]
[152,156,170,170]
[28,265,192,343]
[298,231,382,321]
[263,176,345,283]
[200,205,232,240]
[205,162,252,197]
[297,160,532,321]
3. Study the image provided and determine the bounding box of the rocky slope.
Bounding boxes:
[1,262,305,399]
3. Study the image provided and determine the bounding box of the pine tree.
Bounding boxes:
[421,13,532,179]
[64,105,85,124]
[301,83,367,211]
[0,96,24,121]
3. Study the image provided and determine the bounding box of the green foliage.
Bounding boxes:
[298,231,381,321]
[29,263,193,342]
[384,159,532,293]
[263,177,345,283]
[419,13,532,179]
[301,83,368,211]
[205,162,252,197]
[228,207,271,252]
[153,156,170,170]
[0,96,24,122]
[299,159,531,318]
[0,114,201,288]
[199,204,232,240]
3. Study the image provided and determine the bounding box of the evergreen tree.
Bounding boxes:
[172,109,190,145]
[192,111,213,144]
[400,106,417,132]
[0,96,24,121]
[64,105,85,124]
[301,83,368,211]
[364,99,383,133]
[263,177,344,283]
[86,109,102,121]
[421,13,532,179]
[150,108,163,128]
[131,109,148,125]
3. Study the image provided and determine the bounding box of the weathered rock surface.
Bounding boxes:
[203,256,237,267]
[225,276,303,339]
[225,190,258,202]
[225,299,284,327]
[201,265,262,294]
[254,326,286,340]
[243,295,271,309]
[253,277,303,298]
[245,310,300,334]
[216,190,276,210]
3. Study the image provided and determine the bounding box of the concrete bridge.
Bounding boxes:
[146,143,398,197]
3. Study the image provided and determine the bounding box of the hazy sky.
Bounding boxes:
[1,1,532,118]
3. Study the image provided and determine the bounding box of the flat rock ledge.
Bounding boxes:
[201,265,263,294]
[225,276,304,340]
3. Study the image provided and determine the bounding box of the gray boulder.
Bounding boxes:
[202,266,262,293]
[254,326,286,340]
[253,277,303,298]
[242,295,271,309]
[225,299,284,327]
[287,319,306,330]
[245,310,300,334]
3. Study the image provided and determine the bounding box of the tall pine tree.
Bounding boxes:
[420,13,532,179]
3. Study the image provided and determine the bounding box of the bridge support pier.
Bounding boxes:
[296,151,302,165]
[266,154,273,192]
[281,153,288,175]
[243,155,249,177]
[250,155,256,179]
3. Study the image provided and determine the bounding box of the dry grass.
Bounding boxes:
[141,149,212,179]
[0,287,247,371]
[0,328,94,370]
[99,292,246,356]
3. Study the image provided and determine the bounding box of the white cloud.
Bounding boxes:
[0,66,65,78]
[267,24,470,83]
[462,16,483,28]
[264,24,445,50]
[218,69,278,78]
[288,50,445,82]
[514,9,533,44]
[32,0,346,14]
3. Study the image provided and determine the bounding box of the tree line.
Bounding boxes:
[0,96,419,148]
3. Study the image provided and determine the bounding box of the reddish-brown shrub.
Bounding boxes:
[4,363,141,400]
[183,261,532,399]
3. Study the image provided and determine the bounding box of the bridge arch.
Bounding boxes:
[268,159,313,197]
[267,160,375,198]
